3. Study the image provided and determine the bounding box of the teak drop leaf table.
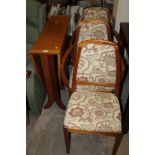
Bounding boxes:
[30,15,70,109]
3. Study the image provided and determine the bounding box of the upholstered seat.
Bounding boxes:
[64,91,122,132]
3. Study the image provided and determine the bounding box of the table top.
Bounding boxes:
[30,15,70,55]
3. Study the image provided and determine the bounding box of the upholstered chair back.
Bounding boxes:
[77,20,112,45]
[71,20,112,59]
[70,40,121,97]
[70,20,112,73]
[81,7,111,25]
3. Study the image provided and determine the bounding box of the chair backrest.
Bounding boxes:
[73,20,112,54]
[71,39,121,97]
[81,7,111,26]
[78,20,112,43]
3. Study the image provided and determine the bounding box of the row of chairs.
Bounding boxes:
[61,7,125,154]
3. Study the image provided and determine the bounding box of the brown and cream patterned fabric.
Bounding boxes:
[76,85,115,92]
[77,21,109,45]
[74,43,116,92]
[69,69,115,92]
[64,91,122,132]
[82,7,110,23]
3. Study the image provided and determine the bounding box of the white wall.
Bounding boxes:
[113,0,129,31]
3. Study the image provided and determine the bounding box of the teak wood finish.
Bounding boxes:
[30,15,70,109]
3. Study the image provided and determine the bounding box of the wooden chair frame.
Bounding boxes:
[63,125,123,154]
[61,40,124,154]
[71,40,121,97]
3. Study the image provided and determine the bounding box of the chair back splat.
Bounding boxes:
[81,7,112,26]
[71,40,121,97]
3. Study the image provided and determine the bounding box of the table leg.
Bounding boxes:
[40,54,66,109]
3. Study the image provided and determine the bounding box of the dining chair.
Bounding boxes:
[61,39,124,154]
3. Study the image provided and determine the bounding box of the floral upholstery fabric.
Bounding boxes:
[76,85,115,92]
[69,70,115,92]
[69,68,114,91]
[75,43,116,92]
[64,91,122,132]
[77,22,108,46]
[82,7,109,23]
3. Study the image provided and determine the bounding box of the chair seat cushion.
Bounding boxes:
[64,91,122,133]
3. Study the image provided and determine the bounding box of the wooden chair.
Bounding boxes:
[61,40,124,154]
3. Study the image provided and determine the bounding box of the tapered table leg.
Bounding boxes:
[40,54,66,109]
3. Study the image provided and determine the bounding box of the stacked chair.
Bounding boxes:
[61,7,125,155]
[81,7,112,24]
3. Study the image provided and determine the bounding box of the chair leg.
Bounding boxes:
[63,126,71,154]
[112,134,123,155]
